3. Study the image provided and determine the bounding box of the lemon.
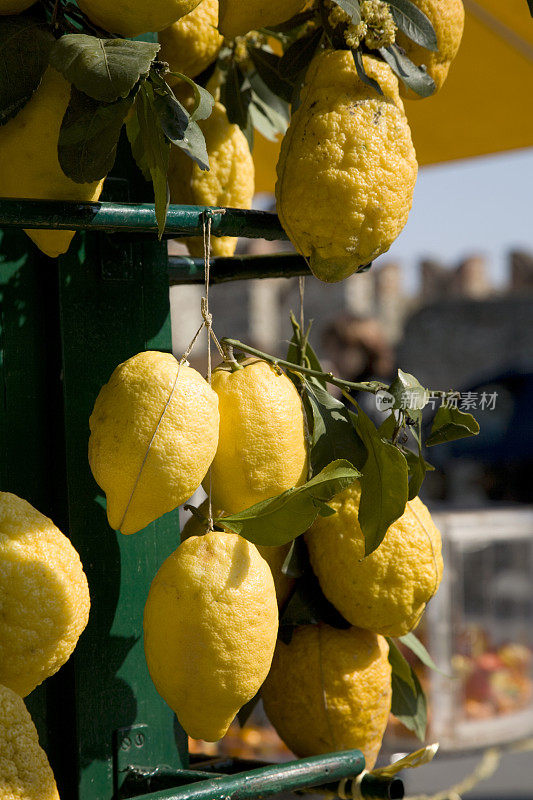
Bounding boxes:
[0,0,35,12]
[88,351,219,535]
[218,0,308,38]
[306,484,443,637]
[181,500,295,605]
[144,530,278,741]
[262,624,392,769]
[77,0,201,36]
[0,684,59,799]
[159,0,223,81]
[0,493,90,698]
[0,67,104,258]
[168,101,254,258]
[397,0,464,98]
[205,359,308,514]
[276,50,418,282]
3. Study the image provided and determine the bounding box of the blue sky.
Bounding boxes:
[382,147,533,293]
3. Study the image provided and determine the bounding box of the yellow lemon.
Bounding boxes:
[0,684,59,799]
[205,359,308,514]
[262,624,392,769]
[88,351,219,535]
[168,101,254,258]
[143,530,278,741]
[0,67,103,258]
[180,500,295,606]
[218,0,308,38]
[276,50,418,282]
[397,0,465,98]
[0,493,90,698]
[159,0,223,81]
[306,484,443,637]
[77,0,201,36]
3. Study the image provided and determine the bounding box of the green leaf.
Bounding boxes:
[286,313,326,386]
[352,48,383,95]
[220,60,252,130]
[0,11,54,126]
[250,71,290,125]
[379,44,435,97]
[165,70,214,122]
[528,0,533,18]
[399,632,450,677]
[305,379,367,475]
[217,460,360,547]
[333,0,361,25]
[126,106,151,182]
[136,83,170,237]
[402,447,433,501]
[281,536,308,578]
[389,639,427,740]
[388,369,428,422]
[354,403,408,556]
[149,74,209,170]
[386,0,438,50]
[50,35,159,103]
[58,87,133,183]
[248,47,294,104]
[426,405,480,447]
[249,84,288,140]
[279,26,323,82]
[262,9,317,34]
[249,100,280,141]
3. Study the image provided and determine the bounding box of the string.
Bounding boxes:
[299,274,305,334]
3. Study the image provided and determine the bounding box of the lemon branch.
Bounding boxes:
[221,338,389,394]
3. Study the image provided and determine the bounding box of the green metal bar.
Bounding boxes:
[128,751,367,800]
[0,199,287,240]
[169,253,310,284]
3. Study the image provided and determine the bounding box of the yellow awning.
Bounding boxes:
[254,0,533,193]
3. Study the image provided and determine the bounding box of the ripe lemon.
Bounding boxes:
[218,0,308,38]
[168,101,254,258]
[88,351,219,535]
[144,530,278,741]
[205,359,308,514]
[181,500,295,606]
[159,0,223,81]
[0,684,59,799]
[0,67,104,258]
[0,0,35,12]
[262,624,392,769]
[397,0,464,98]
[306,484,443,637]
[0,493,90,697]
[77,0,201,36]
[276,50,418,282]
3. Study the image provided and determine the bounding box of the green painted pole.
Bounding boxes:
[168,253,310,284]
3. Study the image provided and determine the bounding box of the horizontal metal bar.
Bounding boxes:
[168,253,310,284]
[128,751,367,800]
[0,199,287,240]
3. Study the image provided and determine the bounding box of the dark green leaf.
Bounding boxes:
[379,44,435,97]
[217,460,360,546]
[58,87,133,183]
[352,48,383,95]
[237,692,260,727]
[149,75,209,170]
[50,35,159,103]
[399,632,450,676]
[126,105,151,182]
[279,561,350,643]
[426,405,480,447]
[306,379,367,474]
[165,70,214,121]
[354,403,408,556]
[248,47,294,104]
[249,100,280,141]
[0,11,54,126]
[403,447,433,500]
[387,0,438,50]
[136,83,170,237]
[263,9,317,33]
[220,60,251,130]
[333,0,361,25]
[389,639,427,740]
[377,411,398,440]
[250,71,290,124]
[388,368,428,422]
[528,0,533,18]
[281,536,308,579]
[279,26,323,81]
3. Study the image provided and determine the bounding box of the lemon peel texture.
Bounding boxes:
[88,351,219,535]
[169,101,254,258]
[276,49,418,282]
[397,0,465,98]
[0,492,90,697]
[158,0,223,81]
[218,0,308,38]
[144,530,278,741]
[262,624,392,769]
[0,67,103,258]
[0,684,60,799]
[205,358,308,514]
[306,483,443,636]
[77,0,201,36]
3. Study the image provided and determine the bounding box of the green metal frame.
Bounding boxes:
[0,193,396,800]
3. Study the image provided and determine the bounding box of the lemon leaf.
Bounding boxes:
[400,632,450,677]
[220,60,252,131]
[135,82,170,237]
[352,48,383,95]
[388,368,428,422]
[279,26,323,82]
[279,560,350,642]
[286,312,325,385]
[217,460,360,546]
[379,44,435,97]
[332,0,361,25]
[388,639,427,740]
[426,405,480,446]
[248,47,294,104]
[387,638,416,691]
[386,0,438,51]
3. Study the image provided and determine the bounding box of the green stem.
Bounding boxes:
[220,338,388,395]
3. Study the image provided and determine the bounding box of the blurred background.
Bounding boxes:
[169,1,533,796]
